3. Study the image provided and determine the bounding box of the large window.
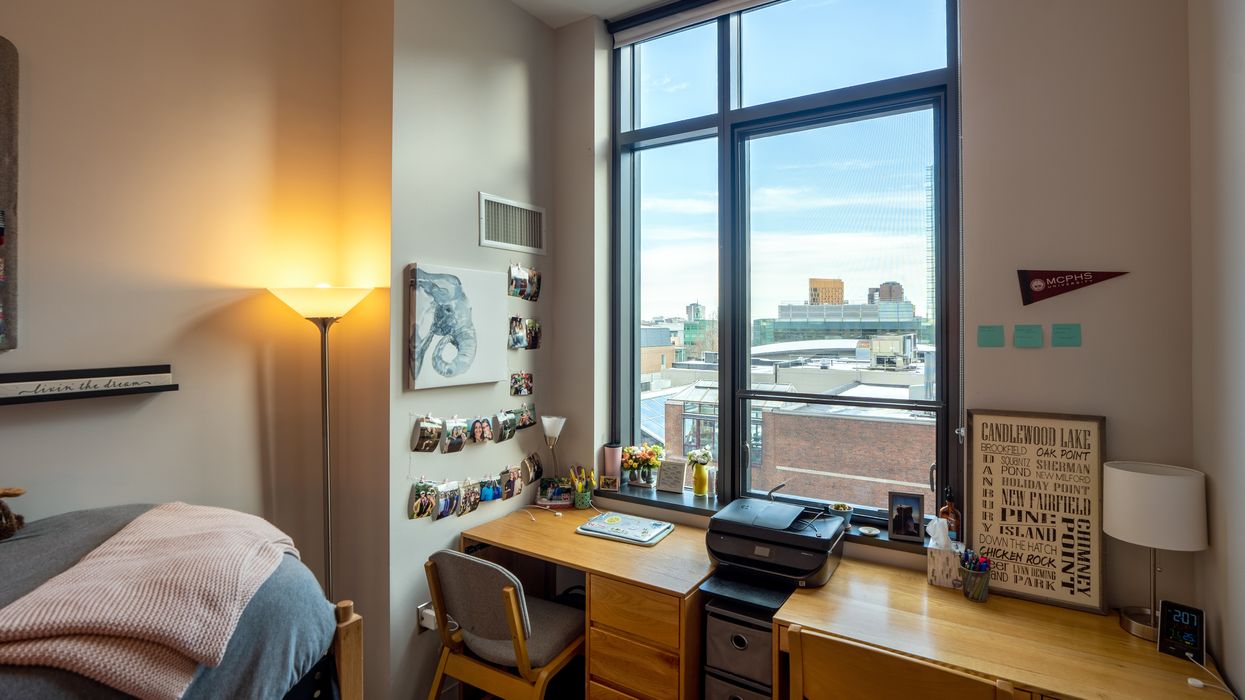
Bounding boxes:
[614,0,959,524]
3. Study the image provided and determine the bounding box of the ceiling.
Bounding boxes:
[509,0,667,29]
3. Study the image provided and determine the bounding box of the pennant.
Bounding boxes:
[1017,270,1127,306]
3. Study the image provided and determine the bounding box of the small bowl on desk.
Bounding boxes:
[829,502,854,528]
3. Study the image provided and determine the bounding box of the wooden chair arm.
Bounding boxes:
[333,600,363,700]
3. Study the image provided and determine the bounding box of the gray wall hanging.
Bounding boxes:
[0,36,16,350]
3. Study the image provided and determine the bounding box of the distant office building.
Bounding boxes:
[867,287,880,304]
[878,281,904,302]
[808,278,845,305]
[683,319,718,358]
[755,301,922,343]
[640,326,677,375]
[686,302,705,321]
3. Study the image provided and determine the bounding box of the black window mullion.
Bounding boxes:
[716,15,739,504]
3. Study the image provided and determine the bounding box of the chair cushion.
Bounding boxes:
[463,596,583,668]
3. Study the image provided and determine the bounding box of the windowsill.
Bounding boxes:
[593,484,932,555]
[594,483,721,517]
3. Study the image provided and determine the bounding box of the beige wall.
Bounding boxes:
[0,0,346,553]
[961,0,1194,610]
[0,1,394,692]
[1190,0,1245,687]
[388,1,555,697]
[336,0,394,695]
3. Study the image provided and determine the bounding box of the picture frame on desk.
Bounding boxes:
[887,491,925,543]
[598,475,619,492]
[654,460,687,494]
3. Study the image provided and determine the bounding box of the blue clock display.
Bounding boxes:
[1158,600,1204,664]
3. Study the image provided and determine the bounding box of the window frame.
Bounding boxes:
[610,0,961,527]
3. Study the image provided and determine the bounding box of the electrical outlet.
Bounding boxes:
[417,601,436,633]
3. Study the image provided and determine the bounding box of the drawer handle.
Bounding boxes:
[730,633,749,651]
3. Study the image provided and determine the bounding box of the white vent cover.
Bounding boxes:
[479,192,546,255]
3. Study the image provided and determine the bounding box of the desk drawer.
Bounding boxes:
[589,681,642,700]
[590,627,679,700]
[590,574,680,649]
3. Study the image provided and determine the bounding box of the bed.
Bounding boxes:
[0,504,363,700]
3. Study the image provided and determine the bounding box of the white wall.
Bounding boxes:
[1190,0,1245,687]
[388,1,555,697]
[960,0,1194,609]
[549,16,612,475]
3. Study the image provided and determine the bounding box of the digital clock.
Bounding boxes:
[1158,600,1204,665]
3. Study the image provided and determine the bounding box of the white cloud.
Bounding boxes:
[641,196,717,215]
[777,158,882,172]
[751,186,925,212]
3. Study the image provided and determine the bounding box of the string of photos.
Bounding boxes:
[411,403,537,454]
[408,452,544,521]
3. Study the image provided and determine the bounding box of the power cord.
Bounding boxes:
[1187,653,1239,698]
[522,505,563,521]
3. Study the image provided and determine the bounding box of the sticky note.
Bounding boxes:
[977,325,1005,348]
[1013,324,1044,348]
[1051,323,1082,347]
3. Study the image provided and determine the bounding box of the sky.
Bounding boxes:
[634,0,946,327]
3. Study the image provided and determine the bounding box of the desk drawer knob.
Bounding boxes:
[731,633,749,651]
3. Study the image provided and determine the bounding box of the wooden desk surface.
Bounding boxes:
[460,509,713,597]
[775,559,1215,699]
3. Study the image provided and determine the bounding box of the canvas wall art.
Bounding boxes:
[406,263,506,390]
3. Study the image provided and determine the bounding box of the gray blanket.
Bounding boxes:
[0,504,335,699]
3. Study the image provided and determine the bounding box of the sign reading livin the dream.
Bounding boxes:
[968,409,1106,613]
[0,365,177,405]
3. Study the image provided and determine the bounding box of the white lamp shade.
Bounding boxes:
[541,415,566,441]
[269,286,371,319]
[1103,461,1208,551]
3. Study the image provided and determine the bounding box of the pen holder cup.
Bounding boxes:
[960,566,990,603]
[574,491,592,510]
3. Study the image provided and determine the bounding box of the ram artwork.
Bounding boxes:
[406,263,506,390]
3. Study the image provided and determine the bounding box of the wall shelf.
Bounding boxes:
[0,364,178,406]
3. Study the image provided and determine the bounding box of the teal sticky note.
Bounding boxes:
[1051,323,1082,347]
[1014,324,1044,348]
[977,325,1005,348]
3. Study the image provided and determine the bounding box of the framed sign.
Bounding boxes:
[968,409,1106,613]
[655,460,688,494]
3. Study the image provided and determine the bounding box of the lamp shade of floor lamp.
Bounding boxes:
[269,285,371,600]
[1103,461,1208,641]
[541,415,566,476]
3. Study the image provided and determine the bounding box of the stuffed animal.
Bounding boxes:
[0,487,25,540]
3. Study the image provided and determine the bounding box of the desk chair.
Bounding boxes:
[788,624,1014,699]
[425,549,584,700]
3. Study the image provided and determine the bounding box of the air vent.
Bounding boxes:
[479,193,546,255]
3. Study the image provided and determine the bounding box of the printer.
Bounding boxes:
[706,497,845,588]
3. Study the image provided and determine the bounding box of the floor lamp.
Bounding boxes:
[269,285,371,600]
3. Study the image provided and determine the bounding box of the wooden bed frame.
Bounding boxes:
[332,600,364,700]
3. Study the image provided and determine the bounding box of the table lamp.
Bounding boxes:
[269,284,371,600]
[1103,461,1208,640]
[541,415,566,476]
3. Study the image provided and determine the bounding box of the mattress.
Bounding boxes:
[0,504,336,699]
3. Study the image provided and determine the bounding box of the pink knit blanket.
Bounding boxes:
[0,502,299,700]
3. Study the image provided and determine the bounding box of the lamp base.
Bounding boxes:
[1119,606,1157,641]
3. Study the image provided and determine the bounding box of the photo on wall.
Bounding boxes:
[510,372,533,396]
[433,482,461,521]
[493,411,517,443]
[507,264,542,302]
[515,403,536,430]
[406,263,507,390]
[522,452,544,484]
[409,481,438,520]
[469,416,493,444]
[457,479,481,516]
[480,476,502,502]
[442,419,468,454]
[411,417,444,453]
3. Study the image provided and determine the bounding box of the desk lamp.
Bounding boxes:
[541,415,566,475]
[1103,461,1208,640]
[269,284,371,600]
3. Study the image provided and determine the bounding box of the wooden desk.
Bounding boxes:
[774,559,1218,699]
[461,510,713,700]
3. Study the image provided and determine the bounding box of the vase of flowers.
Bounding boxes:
[622,443,664,488]
[687,447,713,497]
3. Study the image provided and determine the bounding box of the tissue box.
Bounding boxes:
[927,542,965,589]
